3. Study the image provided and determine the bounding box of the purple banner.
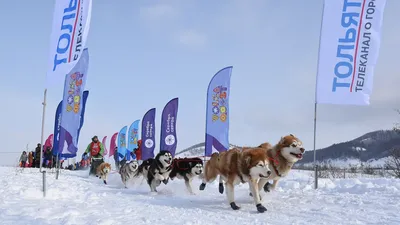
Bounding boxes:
[141,108,156,160]
[52,101,63,156]
[77,90,89,142]
[160,98,178,157]
[205,66,232,156]
[58,48,89,158]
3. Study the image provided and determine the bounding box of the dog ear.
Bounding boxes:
[290,134,294,137]
[279,136,285,144]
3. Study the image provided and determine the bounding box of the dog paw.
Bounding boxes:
[263,182,271,192]
[218,183,224,194]
[256,204,267,213]
[230,202,240,210]
[103,180,107,185]
[162,179,168,185]
[199,183,206,191]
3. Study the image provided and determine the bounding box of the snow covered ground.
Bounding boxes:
[1,166,399,225]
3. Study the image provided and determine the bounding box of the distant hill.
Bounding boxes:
[299,130,400,165]
[175,142,238,157]
[176,130,400,165]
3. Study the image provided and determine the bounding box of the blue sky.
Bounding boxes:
[0,0,399,165]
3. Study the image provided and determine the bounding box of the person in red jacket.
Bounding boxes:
[135,140,142,163]
[83,135,105,175]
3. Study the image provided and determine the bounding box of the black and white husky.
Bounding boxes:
[119,160,139,188]
[169,157,203,195]
[135,150,173,192]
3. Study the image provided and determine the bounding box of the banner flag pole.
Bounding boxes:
[313,1,325,189]
[39,89,47,173]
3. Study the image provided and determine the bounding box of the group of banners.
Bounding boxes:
[44,0,388,160]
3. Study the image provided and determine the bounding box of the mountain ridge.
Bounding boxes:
[175,130,400,163]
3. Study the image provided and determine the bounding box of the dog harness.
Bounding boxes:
[158,165,172,174]
[271,163,282,177]
[268,149,282,177]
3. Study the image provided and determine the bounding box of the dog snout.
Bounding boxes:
[300,148,305,153]
[267,170,271,175]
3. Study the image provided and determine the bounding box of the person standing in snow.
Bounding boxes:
[19,151,28,168]
[28,151,33,167]
[135,139,142,164]
[113,147,119,169]
[34,143,41,168]
[83,135,105,175]
[43,146,53,168]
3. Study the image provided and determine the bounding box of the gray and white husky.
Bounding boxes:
[119,160,139,188]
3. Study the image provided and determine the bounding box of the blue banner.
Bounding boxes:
[205,66,232,156]
[52,101,63,156]
[141,108,156,160]
[77,90,89,142]
[58,48,89,158]
[127,119,140,153]
[118,126,128,160]
[160,98,178,157]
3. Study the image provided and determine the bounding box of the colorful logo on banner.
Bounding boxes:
[66,72,84,114]
[211,86,228,122]
[204,66,232,157]
[58,48,89,158]
[130,129,138,146]
[120,133,126,148]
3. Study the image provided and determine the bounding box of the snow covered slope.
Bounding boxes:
[1,167,399,225]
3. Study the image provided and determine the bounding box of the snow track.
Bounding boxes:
[0,167,399,225]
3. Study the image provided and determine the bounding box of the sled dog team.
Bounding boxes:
[97,134,305,213]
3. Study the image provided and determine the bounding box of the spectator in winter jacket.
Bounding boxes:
[113,147,119,169]
[19,151,28,168]
[28,152,33,167]
[43,147,53,168]
[34,143,41,168]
